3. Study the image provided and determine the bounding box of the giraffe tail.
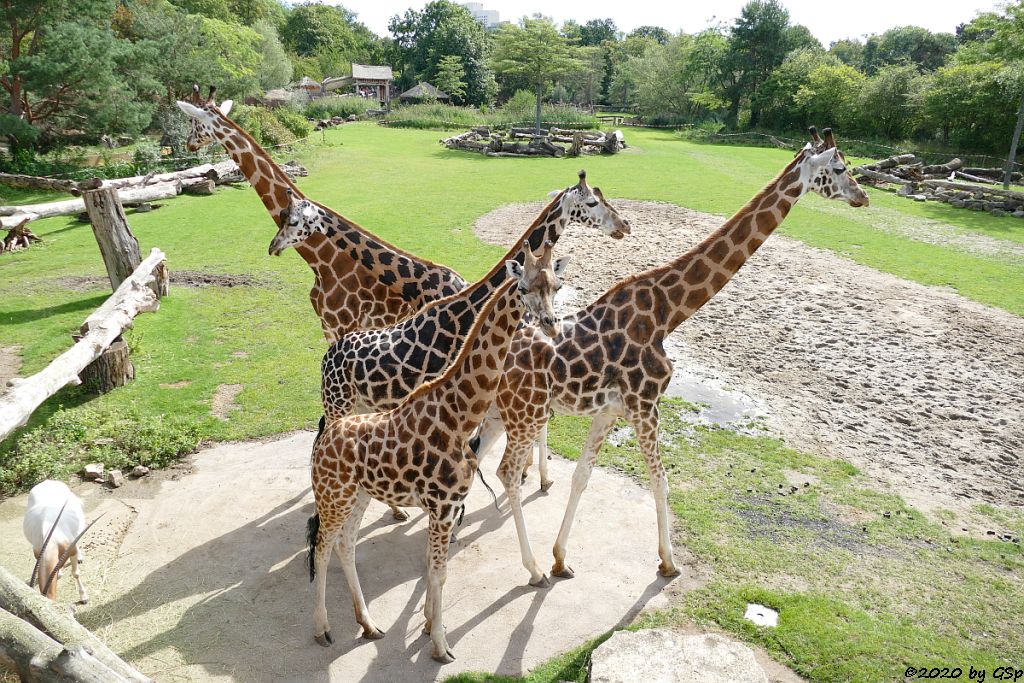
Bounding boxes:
[305,513,320,583]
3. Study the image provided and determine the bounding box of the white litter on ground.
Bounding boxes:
[744,603,779,627]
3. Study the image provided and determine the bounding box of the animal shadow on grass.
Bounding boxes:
[78,488,562,681]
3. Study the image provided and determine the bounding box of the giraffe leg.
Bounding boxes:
[628,401,679,577]
[69,552,87,604]
[497,438,548,587]
[425,512,456,663]
[536,423,553,492]
[333,490,384,638]
[551,413,617,579]
[313,514,346,646]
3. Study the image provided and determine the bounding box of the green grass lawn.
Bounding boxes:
[2,124,1022,681]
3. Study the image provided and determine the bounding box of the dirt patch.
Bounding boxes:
[211,383,243,420]
[159,380,192,389]
[475,201,1024,514]
[57,271,265,291]
[0,345,22,395]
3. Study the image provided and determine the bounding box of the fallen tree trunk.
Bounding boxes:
[0,248,164,440]
[0,566,151,682]
[853,166,909,185]
[858,153,917,170]
[0,183,181,228]
[0,173,101,194]
[98,161,237,190]
[921,158,962,174]
[922,179,1024,200]
[1,218,42,254]
[964,167,1022,181]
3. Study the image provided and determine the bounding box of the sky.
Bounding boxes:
[328,0,1006,46]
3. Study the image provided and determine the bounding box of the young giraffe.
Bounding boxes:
[175,85,466,342]
[475,128,870,586]
[306,245,563,663]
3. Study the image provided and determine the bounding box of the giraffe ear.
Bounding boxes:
[809,147,837,170]
[552,256,570,278]
[218,100,233,117]
[505,260,524,280]
[176,101,205,119]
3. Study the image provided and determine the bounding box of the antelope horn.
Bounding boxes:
[29,500,67,588]
[41,512,106,597]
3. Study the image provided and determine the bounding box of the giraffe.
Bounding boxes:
[473,127,870,587]
[306,246,560,663]
[175,85,466,342]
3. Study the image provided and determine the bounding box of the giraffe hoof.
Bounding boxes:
[552,565,575,579]
[392,509,410,522]
[362,626,386,640]
[314,631,334,647]
[539,479,554,493]
[659,562,681,578]
[78,597,89,605]
[529,574,551,588]
[432,649,456,664]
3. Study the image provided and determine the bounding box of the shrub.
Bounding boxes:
[272,107,313,141]
[380,101,599,131]
[304,96,376,120]
[0,405,202,495]
[380,103,484,130]
[131,140,163,175]
[233,104,297,148]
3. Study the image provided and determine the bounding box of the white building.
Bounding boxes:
[461,2,499,28]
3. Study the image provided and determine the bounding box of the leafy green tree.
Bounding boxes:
[856,63,925,138]
[725,0,793,128]
[628,26,670,45]
[756,48,837,129]
[389,1,494,105]
[579,18,619,46]
[255,20,293,90]
[829,39,865,67]
[491,16,582,132]
[793,63,865,129]
[435,55,467,103]
[922,61,1024,149]
[862,26,956,73]
[282,3,363,60]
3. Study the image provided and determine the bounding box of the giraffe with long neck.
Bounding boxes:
[306,245,558,663]
[175,86,466,341]
[474,128,870,586]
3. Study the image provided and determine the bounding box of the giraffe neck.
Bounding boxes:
[413,280,522,436]
[209,116,299,229]
[600,156,809,335]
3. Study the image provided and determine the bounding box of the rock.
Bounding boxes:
[1012,210,1024,218]
[82,463,105,480]
[897,184,914,196]
[133,203,153,213]
[908,194,927,202]
[989,208,1006,217]
[105,469,125,488]
[130,465,150,478]
[950,200,965,208]
[589,630,768,683]
[347,114,358,122]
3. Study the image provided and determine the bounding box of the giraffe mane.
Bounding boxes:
[399,279,517,404]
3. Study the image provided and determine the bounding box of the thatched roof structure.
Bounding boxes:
[399,82,449,102]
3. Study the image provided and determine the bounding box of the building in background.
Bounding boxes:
[461,2,500,29]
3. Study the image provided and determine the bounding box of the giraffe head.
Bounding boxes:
[268,189,320,256]
[801,127,870,207]
[175,84,234,152]
[551,170,631,239]
[505,240,569,338]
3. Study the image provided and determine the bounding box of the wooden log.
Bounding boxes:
[0,173,101,194]
[964,167,1022,181]
[0,566,151,682]
[861,153,917,170]
[921,158,962,174]
[181,177,216,195]
[1,183,181,227]
[1,218,42,254]
[98,161,237,190]
[0,249,164,440]
[83,188,143,292]
[853,166,909,185]
[76,336,134,394]
[922,179,1024,200]
[0,608,131,683]
[602,130,625,154]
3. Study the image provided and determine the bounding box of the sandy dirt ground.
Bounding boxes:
[476,200,1024,517]
[0,432,728,682]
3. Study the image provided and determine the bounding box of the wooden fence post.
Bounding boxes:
[82,187,168,299]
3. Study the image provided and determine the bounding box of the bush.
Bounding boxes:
[380,103,485,130]
[131,140,163,175]
[304,96,376,120]
[0,405,202,495]
[380,101,599,131]
[272,107,313,141]
[233,104,297,148]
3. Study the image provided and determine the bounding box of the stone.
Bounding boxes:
[950,200,965,208]
[1012,210,1024,218]
[908,194,927,202]
[133,203,153,213]
[105,469,125,488]
[989,208,1006,217]
[130,465,150,477]
[82,463,105,480]
[897,184,914,196]
[589,630,768,683]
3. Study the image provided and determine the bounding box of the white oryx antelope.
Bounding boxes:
[24,480,95,603]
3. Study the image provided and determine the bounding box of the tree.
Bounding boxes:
[793,63,865,129]
[726,0,793,128]
[435,55,467,103]
[389,1,494,105]
[757,48,837,130]
[255,20,293,91]
[628,26,670,45]
[282,4,362,58]
[922,61,1024,150]
[857,63,925,139]
[579,18,619,46]
[862,26,957,74]
[830,39,865,67]
[491,16,582,132]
